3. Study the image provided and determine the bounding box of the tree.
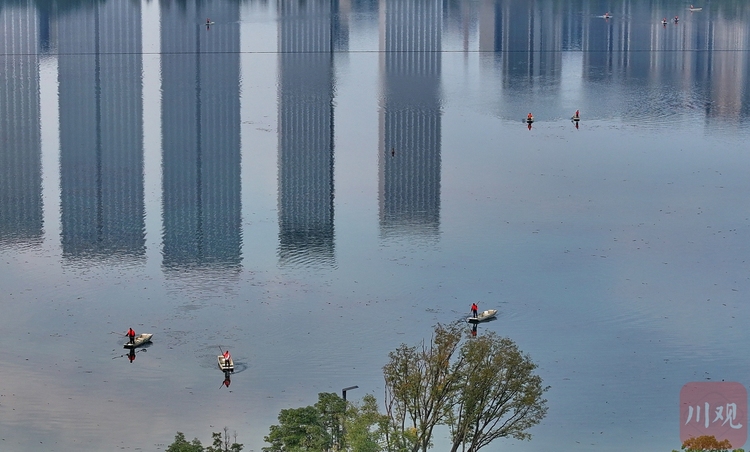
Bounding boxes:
[167,429,243,452]
[382,322,465,452]
[263,393,343,452]
[206,427,244,452]
[166,432,204,452]
[382,322,548,452]
[672,435,745,452]
[315,392,347,449]
[446,332,548,452]
[345,393,389,452]
[264,392,390,452]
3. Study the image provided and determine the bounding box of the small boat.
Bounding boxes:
[218,354,234,372]
[467,309,498,323]
[526,116,534,123]
[123,333,153,348]
[572,115,580,121]
[661,19,668,25]
[688,7,702,12]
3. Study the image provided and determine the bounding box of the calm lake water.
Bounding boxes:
[2,0,750,451]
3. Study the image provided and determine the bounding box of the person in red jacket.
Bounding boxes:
[223,350,232,368]
[126,328,136,345]
[471,303,478,318]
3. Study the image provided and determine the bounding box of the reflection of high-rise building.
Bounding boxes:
[277,0,336,266]
[444,0,478,53]
[58,1,144,260]
[706,13,749,121]
[0,5,43,248]
[333,0,350,51]
[160,0,242,270]
[479,0,562,85]
[378,0,441,239]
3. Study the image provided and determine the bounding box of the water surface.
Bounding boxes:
[1,0,750,451]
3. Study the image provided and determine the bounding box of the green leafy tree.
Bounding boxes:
[167,429,243,452]
[263,393,339,452]
[206,427,244,452]
[166,432,204,452]
[315,392,347,448]
[345,393,389,452]
[264,392,390,452]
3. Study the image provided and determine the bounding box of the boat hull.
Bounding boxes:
[467,309,498,323]
[123,333,153,348]
[218,355,234,372]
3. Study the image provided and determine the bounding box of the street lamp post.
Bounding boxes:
[342,385,358,401]
[340,386,358,451]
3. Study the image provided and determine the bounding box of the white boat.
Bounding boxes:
[123,333,153,348]
[467,309,498,323]
[218,355,234,372]
[688,7,702,12]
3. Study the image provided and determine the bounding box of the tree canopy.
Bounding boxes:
[166,429,243,452]
[263,322,548,452]
[674,435,745,452]
[383,322,548,452]
[263,392,351,452]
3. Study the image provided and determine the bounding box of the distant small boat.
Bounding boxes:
[572,115,580,121]
[467,309,498,323]
[124,333,153,348]
[688,7,702,12]
[526,116,534,123]
[661,19,668,25]
[218,354,234,372]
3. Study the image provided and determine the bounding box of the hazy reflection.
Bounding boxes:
[277,0,336,267]
[160,0,242,271]
[0,5,43,249]
[58,0,145,261]
[473,0,750,123]
[378,0,442,240]
[494,1,562,87]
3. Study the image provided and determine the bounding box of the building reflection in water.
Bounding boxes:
[479,0,563,80]
[474,0,750,123]
[0,5,43,249]
[277,0,336,267]
[160,0,242,272]
[58,0,145,261]
[378,0,442,241]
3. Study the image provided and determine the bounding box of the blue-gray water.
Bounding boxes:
[2,0,750,451]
